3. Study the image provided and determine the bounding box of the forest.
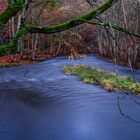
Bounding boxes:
[0,0,140,140]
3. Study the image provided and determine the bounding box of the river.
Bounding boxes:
[0,55,140,140]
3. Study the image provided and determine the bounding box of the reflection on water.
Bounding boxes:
[16,92,46,106]
[0,55,140,140]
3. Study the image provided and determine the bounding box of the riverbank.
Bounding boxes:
[97,55,140,69]
[0,53,52,67]
[0,51,88,68]
[1,52,140,69]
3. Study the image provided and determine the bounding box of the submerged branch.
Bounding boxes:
[118,96,140,123]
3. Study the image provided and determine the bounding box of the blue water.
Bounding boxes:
[0,55,140,140]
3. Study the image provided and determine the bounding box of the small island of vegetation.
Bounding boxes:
[62,65,140,94]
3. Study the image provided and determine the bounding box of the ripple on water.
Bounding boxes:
[0,55,140,140]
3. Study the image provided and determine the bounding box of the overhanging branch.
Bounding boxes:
[2,0,139,55]
[0,0,27,27]
[26,0,118,34]
[75,19,140,38]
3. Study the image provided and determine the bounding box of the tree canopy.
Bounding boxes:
[0,0,139,55]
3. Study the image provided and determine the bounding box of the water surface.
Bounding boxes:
[0,55,140,140]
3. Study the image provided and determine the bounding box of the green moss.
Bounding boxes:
[0,0,26,26]
[26,0,118,34]
[0,43,14,55]
[61,65,140,94]
[80,0,117,20]
[25,0,139,38]
[0,27,26,55]
[0,0,139,56]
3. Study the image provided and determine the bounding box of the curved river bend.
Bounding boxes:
[0,55,140,140]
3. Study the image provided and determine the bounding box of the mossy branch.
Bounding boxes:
[74,19,140,38]
[0,0,27,27]
[26,0,118,34]
[3,0,140,54]
[0,0,118,54]
[0,28,26,55]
